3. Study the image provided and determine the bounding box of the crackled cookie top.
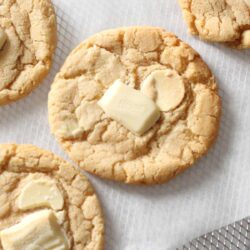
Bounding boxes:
[178,0,250,48]
[0,144,104,250]
[0,0,57,105]
[48,27,221,184]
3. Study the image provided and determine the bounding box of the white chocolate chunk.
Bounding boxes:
[141,70,185,112]
[0,28,7,50]
[98,80,160,135]
[0,210,69,250]
[18,179,64,211]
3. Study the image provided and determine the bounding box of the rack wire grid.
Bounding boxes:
[179,217,250,250]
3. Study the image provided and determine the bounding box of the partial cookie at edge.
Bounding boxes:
[178,0,250,48]
[0,144,104,250]
[0,0,57,105]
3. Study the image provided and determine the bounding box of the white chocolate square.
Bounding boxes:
[98,80,160,135]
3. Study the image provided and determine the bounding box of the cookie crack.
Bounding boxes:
[2,11,39,91]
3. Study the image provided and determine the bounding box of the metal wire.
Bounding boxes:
[178,217,250,250]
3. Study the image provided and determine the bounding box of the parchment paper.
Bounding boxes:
[1,0,250,249]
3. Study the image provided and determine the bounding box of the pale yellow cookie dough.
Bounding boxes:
[0,0,57,105]
[178,0,250,48]
[48,27,221,184]
[0,144,104,250]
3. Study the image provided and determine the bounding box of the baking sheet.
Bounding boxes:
[0,0,250,249]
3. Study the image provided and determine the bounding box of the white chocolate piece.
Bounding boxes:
[141,70,185,112]
[0,210,69,250]
[98,80,160,135]
[0,28,7,50]
[18,179,64,211]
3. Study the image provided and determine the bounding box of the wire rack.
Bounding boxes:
[178,217,250,250]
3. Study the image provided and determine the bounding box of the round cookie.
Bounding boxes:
[48,26,221,184]
[178,0,250,49]
[0,144,104,250]
[0,0,57,105]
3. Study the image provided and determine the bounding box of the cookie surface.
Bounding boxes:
[0,144,104,250]
[48,26,221,184]
[178,0,250,48]
[0,0,57,105]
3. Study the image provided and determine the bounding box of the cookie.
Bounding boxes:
[48,26,221,184]
[178,0,250,49]
[0,144,104,250]
[0,0,57,105]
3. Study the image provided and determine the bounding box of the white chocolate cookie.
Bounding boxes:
[0,0,57,105]
[48,27,221,184]
[0,144,104,250]
[178,0,250,48]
